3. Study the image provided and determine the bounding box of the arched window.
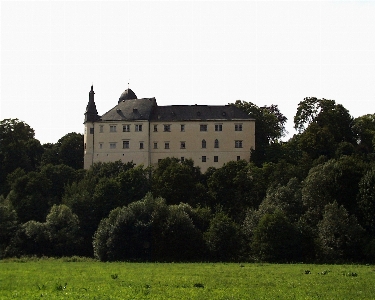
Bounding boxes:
[214,139,219,148]
[202,139,206,148]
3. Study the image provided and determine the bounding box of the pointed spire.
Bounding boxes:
[85,85,99,123]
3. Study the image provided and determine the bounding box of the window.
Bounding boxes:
[90,128,94,134]
[235,124,243,131]
[235,140,243,148]
[180,141,186,149]
[214,139,219,148]
[214,156,218,162]
[181,124,185,132]
[202,139,206,148]
[165,142,170,149]
[123,125,130,132]
[154,125,158,132]
[215,124,222,131]
[140,142,144,149]
[181,157,185,162]
[99,143,103,149]
[135,124,143,132]
[202,156,206,162]
[164,124,171,132]
[110,143,116,149]
[99,125,104,133]
[200,124,207,131]
[110,125,117,132]
[154,142,158,149]
[123,141,129,149]
[237,156,241,161]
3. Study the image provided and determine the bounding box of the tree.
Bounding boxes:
[0,197,18,258]
[6,164,80,223]
[357,167,375,235]
[6,171,52,223]
[231,101,287,165]
[152,158,206,206]
[204,211,242,261]
[242,177,309,260]
[207,160,265,219]
[294,98,355,159]
[93,193,205,262]
[45,204,81,256]
[5,205,81,257]
[63,161,149,255]
[301,156,366,226]
[317,201,364,262]
[353,114,375,153]
[0,119,43,196]
[41,133,84,169]
[160,204,205,261]
[261,177,303,223]
[251,210,302,262]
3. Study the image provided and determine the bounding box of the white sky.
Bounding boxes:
[1,0,375,144]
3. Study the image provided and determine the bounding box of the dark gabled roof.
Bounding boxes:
[100,98,157,121]
[149,105,254,122]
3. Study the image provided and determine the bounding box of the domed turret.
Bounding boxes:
[119,88,137,103]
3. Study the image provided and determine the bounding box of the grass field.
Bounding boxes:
[0,258,374,299]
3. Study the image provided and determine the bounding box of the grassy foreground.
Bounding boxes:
[0,258,374,299]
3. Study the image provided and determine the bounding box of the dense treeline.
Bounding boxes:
[1,97,375,263]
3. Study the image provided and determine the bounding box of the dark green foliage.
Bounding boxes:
[45,204,81,256]
[0,197,18,258]
[152,157,207,206]
[93,194,205,262]
[6,164,79,223]
[294,98,355,159]
[207,160,265,220]
[6,171,52,223]
[353,114,375,153]
[301,156,367,226]
[160,204,205,261]
[0,119,43,196]
[357,167,375,234]
[251,210,302,262]
[317,201,364,262]
[5,205,80,257]
[63,161,150,256]
[204,212,242,261]
[41,133,84,169]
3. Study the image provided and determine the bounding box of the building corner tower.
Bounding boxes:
[84,85,99,169]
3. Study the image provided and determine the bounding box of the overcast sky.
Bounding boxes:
[1,0,375,144]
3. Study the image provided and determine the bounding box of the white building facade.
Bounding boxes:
[84,86,255,172]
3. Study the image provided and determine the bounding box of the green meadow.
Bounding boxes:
[0,258,374,299]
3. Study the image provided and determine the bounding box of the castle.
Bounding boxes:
[84,86,255,171]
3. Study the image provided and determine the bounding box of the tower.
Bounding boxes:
[84,85,99,169]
